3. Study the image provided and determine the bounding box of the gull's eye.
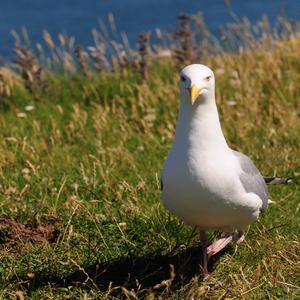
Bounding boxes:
[205,75,211,81]
[181,76,186,82]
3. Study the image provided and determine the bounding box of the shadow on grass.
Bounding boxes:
[16,244,230,297]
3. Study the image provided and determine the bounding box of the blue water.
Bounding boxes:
[0,0,299,59]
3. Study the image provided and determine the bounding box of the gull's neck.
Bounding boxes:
[173,93,228,152]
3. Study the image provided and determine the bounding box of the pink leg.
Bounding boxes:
[207,234,233,258]
[199,231,210,279]
[234,230,245,244]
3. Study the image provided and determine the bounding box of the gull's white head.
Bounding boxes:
[179,64,215,105]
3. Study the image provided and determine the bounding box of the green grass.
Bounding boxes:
[0,41,299,299]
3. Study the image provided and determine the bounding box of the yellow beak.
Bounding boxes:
[189,84,202,105]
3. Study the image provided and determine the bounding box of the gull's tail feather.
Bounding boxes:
[264,177,292,185]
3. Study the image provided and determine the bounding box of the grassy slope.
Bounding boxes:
[0,41,299,299]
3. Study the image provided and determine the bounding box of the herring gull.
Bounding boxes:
[161,64,290,278]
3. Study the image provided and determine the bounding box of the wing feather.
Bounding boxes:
[232,150,269,212]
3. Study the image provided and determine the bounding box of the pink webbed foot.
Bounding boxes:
[199,230,245,277]
[207,234,233,259]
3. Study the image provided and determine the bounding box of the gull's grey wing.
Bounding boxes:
[232,150,269,212]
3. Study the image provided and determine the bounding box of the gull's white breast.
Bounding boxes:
[161,145,261,230]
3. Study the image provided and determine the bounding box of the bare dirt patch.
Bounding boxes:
[0,218,60,245]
